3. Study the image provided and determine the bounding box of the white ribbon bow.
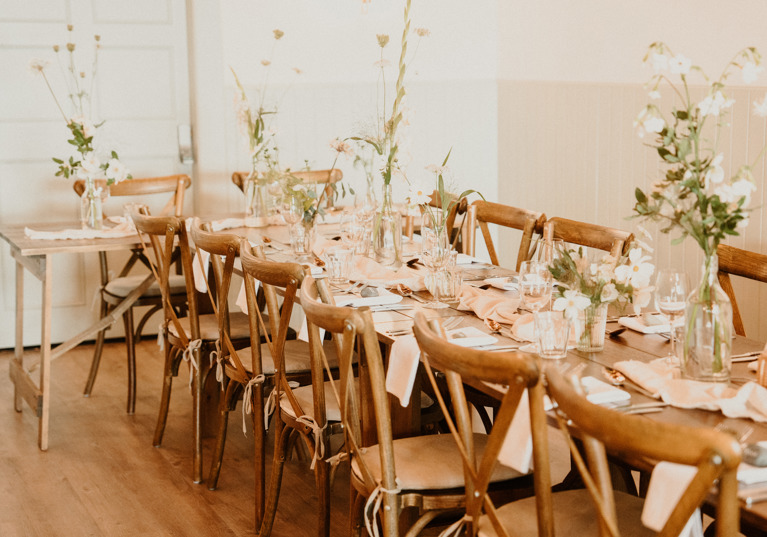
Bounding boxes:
[242,374,266,434]
[182,339,202,387]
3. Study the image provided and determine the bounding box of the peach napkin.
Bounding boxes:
[457,285,520,325]
[642,462,703,537]
[25,220,136,240]
[351,257,425,291]
[385,335,421,407]
[510,313,535,342]
[499,389,534,474]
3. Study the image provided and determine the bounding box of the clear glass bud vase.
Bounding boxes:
[575,303,607,352]
[373,183,402,268]
[682,253,733,382]
[80,177,104,230]
[244,174,269,228]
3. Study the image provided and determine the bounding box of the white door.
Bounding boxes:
[0,0,192,347]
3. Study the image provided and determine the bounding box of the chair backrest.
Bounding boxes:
[464,200,546,270]
[300,276,399,536]
[412,312,548,537]
[543,217,632,258]
[232,169,343,208]
[74,174,191,217]
[131,207,200,342]
[717,243,767,337]
[546,367,741,537]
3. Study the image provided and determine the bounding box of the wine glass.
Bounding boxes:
[279,195,303,226]
[518,261,553,314]
[536,239,565,265]
[654,269,688,366]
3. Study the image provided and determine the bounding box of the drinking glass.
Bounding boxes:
[518,261,553,314]
[421,215,451,309]
[536,239,565,265]
[279,195,303,228]
[654,269,688,366]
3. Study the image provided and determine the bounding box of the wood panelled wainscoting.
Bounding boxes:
[498,80,767,341]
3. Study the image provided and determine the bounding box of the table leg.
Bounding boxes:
[38,255,52,451]
[14,260,24,412]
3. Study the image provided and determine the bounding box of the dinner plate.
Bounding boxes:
[334,288,403,308]
[446,326,498,347]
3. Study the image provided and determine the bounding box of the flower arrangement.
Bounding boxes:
[550,245,655,320]
[29,25,130,186]
[632,43,765,255]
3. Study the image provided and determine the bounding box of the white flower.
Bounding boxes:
[70,116,96,138]
[717,178,757,206]
[703,153,725,188]
[614,248,654,288]
[742,61,764,84]
[600,283,618,303]
[553,289,591,320]
[648,90,661,100]
[737,214,750,229]
[753,95,767,117]
[329,138,354,157]
[651,53,669,72]
[29,58,50,73]
[632,286,654,314]
[698,91,734,117]
[668,54,692,75]
[425,164,449,176]
[643,116,665,134]
[77,153,101,180]
[105,158,129,183]
[406,184,431,206]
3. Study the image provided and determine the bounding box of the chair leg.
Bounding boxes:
[349,485,365,537]
[315,458,331,537]
[83,301,110,397]
[258,417,292,537]
[253,383,266,528]
[153,342,176,447]
[207,381,236,491]
[192,348,204,484]
[123,310,136,415]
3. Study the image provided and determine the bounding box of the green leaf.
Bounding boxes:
[635,188,648,204]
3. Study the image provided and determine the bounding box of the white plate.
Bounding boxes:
[334,288,403,308]
[446,326,498,347]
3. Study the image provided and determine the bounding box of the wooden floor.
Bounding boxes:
[0,338,356,537]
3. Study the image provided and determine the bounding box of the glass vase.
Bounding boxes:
[682,254,733,382]
[244,174,269,228]
[80,177,104,230]
[575,303,607,352]
[373,183,402,267]
[289,218,316,260]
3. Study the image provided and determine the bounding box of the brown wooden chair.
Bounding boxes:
[472,366,741,537]
[132,209,251,484]
[717,243,767,337]
[74,174,191,414]
[464,200,546,271]
[300,278,529,536]
[232,169,343,209]
[543,216,633,258]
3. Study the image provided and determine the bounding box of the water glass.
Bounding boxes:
[324,248,355,285]
[654,269,689,366]
[518,261,553,313]
[534,311,570,359]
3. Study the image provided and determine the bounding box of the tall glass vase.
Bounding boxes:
[373,183,402,268]
[682,254,733,382]
[575,303,608,352]
[80,176,104,230]
[244,174,269,228]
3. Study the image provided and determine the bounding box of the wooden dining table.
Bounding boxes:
[0,222,149,450]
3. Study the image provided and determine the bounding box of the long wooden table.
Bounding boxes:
[0,222,148,450]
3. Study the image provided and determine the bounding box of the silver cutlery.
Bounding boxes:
[394,283,427,303]
[732,351,763,362]
[602,367,658,399]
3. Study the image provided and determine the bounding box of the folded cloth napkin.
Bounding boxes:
[351,257,425,291]
[458,285,520,325]
[192,250,210,292]
[484,277,518,291]
[446,326,498,348]
[209,217,245,231]
[499,389,534,474]
[579,376,631,405]
[642,461,704,537]
[615,358,767,422]
[25,221,136,240]
[618,314,681,334]
[334,288,402,308]
[455,253,490,265]
[511,313,536,342]
[385,334,421,407]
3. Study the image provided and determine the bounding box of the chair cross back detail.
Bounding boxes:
[464,200,546,271]
[543,216,633,258]
[716,243,767,337]
[74,174,191,218]
[232,169,343,208]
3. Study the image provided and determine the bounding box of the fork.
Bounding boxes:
[715,422,754,444]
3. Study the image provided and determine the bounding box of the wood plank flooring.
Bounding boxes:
[0,339,353,536]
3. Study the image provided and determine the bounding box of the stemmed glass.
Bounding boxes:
[519,261,553,347]
[536,239,564,265]
[654,269,688,366]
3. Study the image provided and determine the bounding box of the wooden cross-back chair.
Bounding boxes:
[474,367,741,537]
[232,168,343,209]
[132,210,251,484]
[300,279,527,537]
[716,243,767,337]
[463,200,546,271]
[235,244,345,537]
[412,312,546,537]
[74,174,191,414]
[543,216,633,258]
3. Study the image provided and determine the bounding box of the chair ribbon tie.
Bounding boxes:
[326,450,348,469]
[157,322,167,351]
[364,481,402,537]
[242,374,266,434]
[294,415,327,470]
[182,338,202,387]
[439,515,469,537]
[263,388,278,431]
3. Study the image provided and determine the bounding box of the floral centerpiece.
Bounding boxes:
[352,0,430,266]
[550,245,655,352]
[30,25,131,229]
[632,43,766,379]
[231,28,301,227]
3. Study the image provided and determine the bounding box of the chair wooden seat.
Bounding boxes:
[279,376,357,423]
[478,489,651,537]
[235,339,339,376]
[352,433,524,491]
[104,274,186,297]
[717,243,767,336]
[167,311,251,342]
